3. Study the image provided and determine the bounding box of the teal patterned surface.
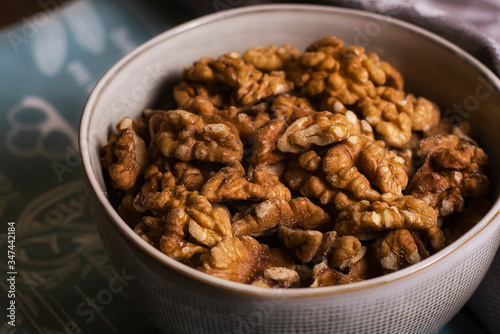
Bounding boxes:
[0,0,492,333]
[0,1,190,332]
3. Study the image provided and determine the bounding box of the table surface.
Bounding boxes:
[0,0,495,333]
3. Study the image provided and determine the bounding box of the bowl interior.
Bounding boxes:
[80,4,500,294]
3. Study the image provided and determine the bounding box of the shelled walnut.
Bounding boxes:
[102,36,491,288]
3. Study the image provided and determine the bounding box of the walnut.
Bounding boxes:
[181,96,256,141]
[376,225,444,273]
[408,165,466,216]
[323,136,408,201]
[173,81,227,108]
[277,111,354,153]
[324,45,385,104]
[374,86,410,110]
[284,162,340,205]
[243,44,300,71]
[101,117,148,190]
[408,134,489,216]
[310,257,369,287]
[251,112,272,130]
[389,132,421,178]
[334,194,437,236]
[134,216,164,247]
[332,191,362,212]
[215,106,256,142]
[252,267,301,288]
[149,109,243,163]
[159,211,208,262]
[358,94,412,147]
[359,137,409,194]
[137,192,232,262]
[243,247,297,288]
[180,95,217,115]
[263,267,300,288]
[198,236,270,284]
[201,161,291,202]
[133,162,190,213]
[239,101,270,115]
[344,110,374,140]
[362,52,388,86]
[270,94,314,123]
[232,197,331,237]
[183,52,292,106]
[405,94,440,132]
[277,226,323,263]
[359,87,440,147]
[416,134,488,169]
[101,129,137,190]
[183,56,218,83]
[250,119,287,167]
[414,226,445,255]
[288,107,318,123]
[284,150,358,209]
[135,214,207,261]
[135,192,232,260]
[313,231,338,263]
[287,36,341,95]
[297,149,323,171]
[380,61,404,90]
[319,96,348,114]
[288,37,386,105]
[376,229,421,273]
[142,158,208,191]
[171,161,205,191]
[182,192,232,247]
[328,236,366,270]
[236,68,291,107]
[247,162,286,180]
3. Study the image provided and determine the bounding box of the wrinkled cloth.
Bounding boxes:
[182,1,500,333]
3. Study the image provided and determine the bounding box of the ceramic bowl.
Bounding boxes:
[79,4,500,333]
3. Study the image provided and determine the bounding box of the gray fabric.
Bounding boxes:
[181,1,500,332]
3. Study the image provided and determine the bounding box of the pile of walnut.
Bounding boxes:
[101,36,490,288]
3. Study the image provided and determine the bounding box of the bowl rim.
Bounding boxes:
[79,3,500,298]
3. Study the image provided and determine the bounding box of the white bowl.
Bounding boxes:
[79,4,500,333]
